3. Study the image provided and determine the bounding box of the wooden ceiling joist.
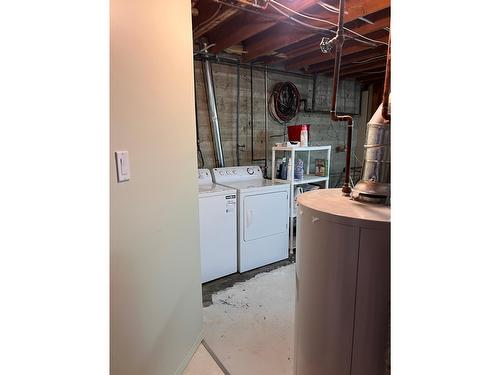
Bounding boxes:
[285,30,388,70]
[207,0,318,54]
[243,2,390,62]
[267,16,389,66]
[340,60,387,76]
[357,73,386,85]
[308,44,387,73]
[192,0,391,81]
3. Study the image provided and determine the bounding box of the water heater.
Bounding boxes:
[295,189,390,375]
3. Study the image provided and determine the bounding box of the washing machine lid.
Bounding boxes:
[198,183,236,198]
[221,179,290,193]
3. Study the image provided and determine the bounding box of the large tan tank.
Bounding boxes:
[294,188,390,375]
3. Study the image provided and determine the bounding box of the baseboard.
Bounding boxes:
[174,327,205,375]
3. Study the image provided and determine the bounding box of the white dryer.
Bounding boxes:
[197,169,237,283]
[212,166,290,273]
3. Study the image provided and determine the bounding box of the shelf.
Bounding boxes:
[272,144,331,253]
[275,174,329,185]
[272,145,332,152]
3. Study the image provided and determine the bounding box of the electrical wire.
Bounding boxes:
[346,30,387,47]
[358,16,374,25]
[270,0,335,26]
[351,55,386,64]
[318,1,340,13]
[193,43,216,56]
[269,0,387,47]
[193,3,222,33]
[210,0,386,48]
[357,70,386,75]
[237,0,269,9]
[269,3,334,33]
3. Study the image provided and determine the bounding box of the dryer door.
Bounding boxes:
[243,190,288,242]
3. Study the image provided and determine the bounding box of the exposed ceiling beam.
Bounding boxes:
[357,73,386,84]
[192,1,219,28]
[273,16,389,65]
[193,9,240,39]
[315,59,386,77]
[340,60,387,76]
[243,3,390,62]
[208,0,318,54]
[318,63,386,79]
[285,30,388,70]
[308,44,387,73]
[260,40,385,68]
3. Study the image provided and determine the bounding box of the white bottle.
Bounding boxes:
[300,126,308,147]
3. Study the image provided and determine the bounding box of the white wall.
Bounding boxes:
[110,1,203,374]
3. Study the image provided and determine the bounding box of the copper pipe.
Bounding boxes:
[330,0,353,195]
[382,34,391,120]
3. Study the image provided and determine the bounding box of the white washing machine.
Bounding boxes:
[212,166,290,272]
[197,169,237,283]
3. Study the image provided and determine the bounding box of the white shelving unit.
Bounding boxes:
[271,145,332,251]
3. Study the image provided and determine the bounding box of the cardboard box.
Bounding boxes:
[315,159,328,177]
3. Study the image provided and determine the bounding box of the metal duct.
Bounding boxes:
[352,102,390,202]
[353,35,391,204]
[382,35,391,121]
[326,0,354,196]
[202,55,225,167]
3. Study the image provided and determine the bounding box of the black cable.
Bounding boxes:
[235,62,240,166]
[269,82,300,123]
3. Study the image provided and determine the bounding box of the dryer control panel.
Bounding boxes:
[212,166,263,183]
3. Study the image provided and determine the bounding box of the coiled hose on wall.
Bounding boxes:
[268,81,300,123]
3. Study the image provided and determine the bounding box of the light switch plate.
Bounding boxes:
[115,151,130,182]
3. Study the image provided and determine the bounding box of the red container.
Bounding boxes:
[288,124,310,142]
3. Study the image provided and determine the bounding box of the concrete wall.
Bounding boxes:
[194,61,369,186]
[111,1,203,375]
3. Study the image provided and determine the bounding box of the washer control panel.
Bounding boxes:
[212,166,263,183]
[198,168,213,185]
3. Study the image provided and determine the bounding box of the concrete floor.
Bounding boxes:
[183,342,225,375]
[202,256,294,307]
[202,263,296,375]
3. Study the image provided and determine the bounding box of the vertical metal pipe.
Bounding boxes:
[250,64,255,161]
[249,66,266,164]
[312,74,317,111]
[202,56,225,167]
[381,35,391,121]
[236,62,241,166]
[264,67,269,177]
[193,61,204,168]
[330,0,354,196]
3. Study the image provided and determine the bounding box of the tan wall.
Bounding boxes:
[110,1,202,374]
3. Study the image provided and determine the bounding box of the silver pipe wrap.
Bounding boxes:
[361,122,391,184]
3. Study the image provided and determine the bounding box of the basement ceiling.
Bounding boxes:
[192,0,390,84]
